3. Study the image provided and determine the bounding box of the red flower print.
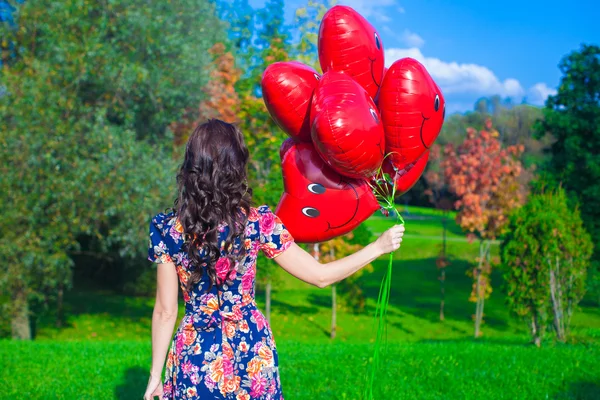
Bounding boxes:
[222,355,234,378]
[182,360,193,376]
[251,309,267,331]
[259,212,276,236]
[215,257,231,281]
[163,382,173,395]
[176,333,184,356]
[250,373,268,397]
[241,267,255,292]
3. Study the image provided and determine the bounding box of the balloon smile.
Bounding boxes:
[420,113,431,149]
[369,57,380,88]
[376,139,384,157]
[326,181,360,231]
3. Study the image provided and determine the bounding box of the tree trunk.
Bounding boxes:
[531,315,539,347]
[313,243,319,260]
[265,278,272,325]
[440,268,446,322]
[474,272,483,338]
[56,283,64,328]
[531,312,542,347]
[440,213,447,321]
[473,239,491,338]
[474,241,484,338]
[11,284,31,340]
[331,284,337,339]
[330,246,336,339]
[549,256,565,341]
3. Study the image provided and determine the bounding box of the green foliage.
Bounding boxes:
[0,0,226,337]
[293,0,335,71]
[501,188,593,344]
[441,98,547,169]
[534,44,600,302]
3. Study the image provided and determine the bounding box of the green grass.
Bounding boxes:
[3,206,599,399]
[1,340,599,399]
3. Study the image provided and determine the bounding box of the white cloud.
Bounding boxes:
[385,47,525,98]
[397,6,406,13]
[338,0,399,23]
[401,30,425,48]
[382,27,425,48]
[528,83,557,106]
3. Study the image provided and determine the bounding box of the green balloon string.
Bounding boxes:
[364,203,404,400]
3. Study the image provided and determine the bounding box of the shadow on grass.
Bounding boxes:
[554,381,600,400]
[115,366,149,400]
[271,298,320,315]
[256,256,515,338]
[358,257,511,331]
[37,290,154,332]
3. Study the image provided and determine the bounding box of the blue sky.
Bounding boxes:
[250,0,600,113]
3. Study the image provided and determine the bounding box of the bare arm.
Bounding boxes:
[274,225,405,288]
[144,261,179,399]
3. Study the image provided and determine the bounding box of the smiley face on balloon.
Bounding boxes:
[275,139,379,243]
[378,57,445,169]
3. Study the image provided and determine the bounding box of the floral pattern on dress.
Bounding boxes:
[148,205,293,399]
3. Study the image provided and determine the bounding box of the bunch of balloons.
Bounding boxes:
[262,5,445,243]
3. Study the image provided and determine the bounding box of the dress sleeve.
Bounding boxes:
[148,212,181,264]
[257,205,294,259]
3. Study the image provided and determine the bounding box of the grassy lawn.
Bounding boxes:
[2,206,599,399]
[1,340,599,399]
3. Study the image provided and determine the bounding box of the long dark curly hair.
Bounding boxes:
[175,119,252,292]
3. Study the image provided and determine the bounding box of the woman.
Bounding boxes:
[143,119,404,400]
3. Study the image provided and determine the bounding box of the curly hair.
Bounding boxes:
[175,119,252,292]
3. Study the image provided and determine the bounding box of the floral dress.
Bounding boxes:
[148,205,294,400]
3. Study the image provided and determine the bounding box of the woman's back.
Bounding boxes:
[148,205,291,399]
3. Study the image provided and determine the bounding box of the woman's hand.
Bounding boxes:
[143,373,163,400]
[374,224,405,255]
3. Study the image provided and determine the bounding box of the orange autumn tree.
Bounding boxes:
[171,43,241,148]
[442,118,526,337]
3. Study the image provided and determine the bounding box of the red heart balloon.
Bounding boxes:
[262,61,321,142]
[380,150,429,197]
[318,5,385,99]
[275,139,379,243]
[311,70,385,179]
[378,58,445,169]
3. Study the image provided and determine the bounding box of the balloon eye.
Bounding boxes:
[374,33,381,50]
[434,95,440,112]
[369,108,379,123]
[302,207,320,218]
[308,183,325,194]
[314,73,320,81]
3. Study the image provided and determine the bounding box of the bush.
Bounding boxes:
[501,188,593,345]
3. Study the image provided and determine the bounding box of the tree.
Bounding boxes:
[318,224,375,339]
[0,0,225,339]
[443,118,526,337]
[534,44,600,304]
[501,188,592,345]
[293,0,333,71]
[423,144,454,321]
[441,101,547,168]
[171,42,242,148]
